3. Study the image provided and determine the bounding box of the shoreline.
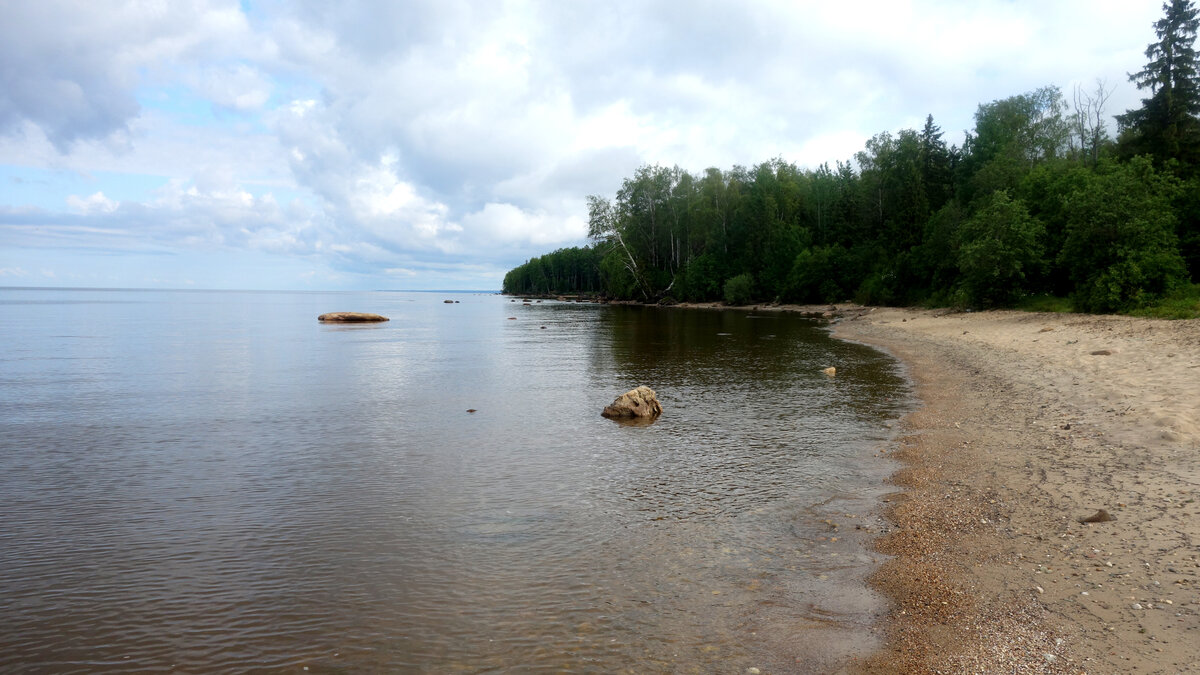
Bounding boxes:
[828,307,1200,673]
[532,295,1200,670]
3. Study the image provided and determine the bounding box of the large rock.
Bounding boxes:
[601,386,663,419]
[318,312,390,323]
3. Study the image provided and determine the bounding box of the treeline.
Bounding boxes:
[504,1,1200,313]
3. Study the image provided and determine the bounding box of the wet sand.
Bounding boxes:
[825,307,1200,673]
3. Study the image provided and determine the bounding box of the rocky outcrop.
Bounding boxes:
[601,386,662,419]
[318,312,390,323]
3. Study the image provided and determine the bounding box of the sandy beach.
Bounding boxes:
[816,307,1200,673]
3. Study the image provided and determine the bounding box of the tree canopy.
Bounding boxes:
[1118,0,1200,164]
[505,3,1200,314]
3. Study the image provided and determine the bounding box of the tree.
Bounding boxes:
[919,114,955,211]
[1071,79,1115,165]
[957,191,1045,307]
[723,273,754,305]
[1060,157,1187,312]
[964,86,1072,202]
[1117,0,1200,164]
[587,194,650,299]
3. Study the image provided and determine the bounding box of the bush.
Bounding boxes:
[785,245,849,304]
[1060,157,1187,312]
[1129,283,1200,319]
[957,190,1044,307]
[723,273,754,305]
[854,272,896,306]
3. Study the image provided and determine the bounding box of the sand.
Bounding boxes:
[822,307,1200,674]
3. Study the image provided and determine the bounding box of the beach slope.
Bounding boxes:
[832,308,1200,673]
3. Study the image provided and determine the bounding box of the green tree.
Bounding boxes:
[919,114,955,212]
[785,245,849,303]
[1019,160,1093,294]
[957,191,1044,307]
[1060,157,1188,311]
[723,273,754,305]
[909,201,967,301]
[964,86,1071,202]
[1117,0,1200,165]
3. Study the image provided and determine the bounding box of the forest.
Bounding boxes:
[503,0,1200,317]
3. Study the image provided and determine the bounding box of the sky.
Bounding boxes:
[0,0,1171,291]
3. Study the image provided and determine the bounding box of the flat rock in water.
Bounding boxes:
[318,312,389,323]
[602,385,663,420]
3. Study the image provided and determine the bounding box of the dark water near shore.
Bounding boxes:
[0,288,910,673]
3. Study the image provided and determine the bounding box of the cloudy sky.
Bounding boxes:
[0,0,1168,290]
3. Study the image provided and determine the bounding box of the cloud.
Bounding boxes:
[66,191,118,214]
[0,0,1174,289]
[461,202,587,247]
[0,0,266,152]
[197,63,272,112]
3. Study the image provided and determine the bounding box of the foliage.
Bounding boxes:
[1060,157,1187,312]
[502,245,604,295]
[1016,294,1075,314]
[1117,0,1200,165]
[723,273,755,305]
[1128,283,1200,318]
[957,191,1045,307]
[506,8,1200,318]
[786,245,849,303]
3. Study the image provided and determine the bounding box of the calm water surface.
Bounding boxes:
[0,289,910,673]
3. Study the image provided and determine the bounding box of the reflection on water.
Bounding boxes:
[0,290,909,673]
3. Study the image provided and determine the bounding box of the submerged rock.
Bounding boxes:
[602,385,663,420]
[318,312,389,323]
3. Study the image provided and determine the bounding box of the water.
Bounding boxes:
[0,288,911,673]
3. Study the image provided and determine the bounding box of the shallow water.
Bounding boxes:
[0,289,910,673]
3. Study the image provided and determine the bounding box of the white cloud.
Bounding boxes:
[0,0,1175,289]
[66,191,118,214]
[198,63,272,111]
[461,202,587,247]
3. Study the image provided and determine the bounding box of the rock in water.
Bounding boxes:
[602,386,663,419]
[318,312,389,323]
[823,367,837,376]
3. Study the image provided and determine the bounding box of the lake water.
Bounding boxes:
[0,288,910,673]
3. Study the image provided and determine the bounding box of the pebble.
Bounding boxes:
[1132,603,1144,610]
[747,669,761,675]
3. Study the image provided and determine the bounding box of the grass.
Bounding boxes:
[1129,284,1200,319]
[989,287,1199,319]
[1016,294,1074,313]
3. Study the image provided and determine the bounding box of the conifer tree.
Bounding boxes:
[1117,0,1200,164]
